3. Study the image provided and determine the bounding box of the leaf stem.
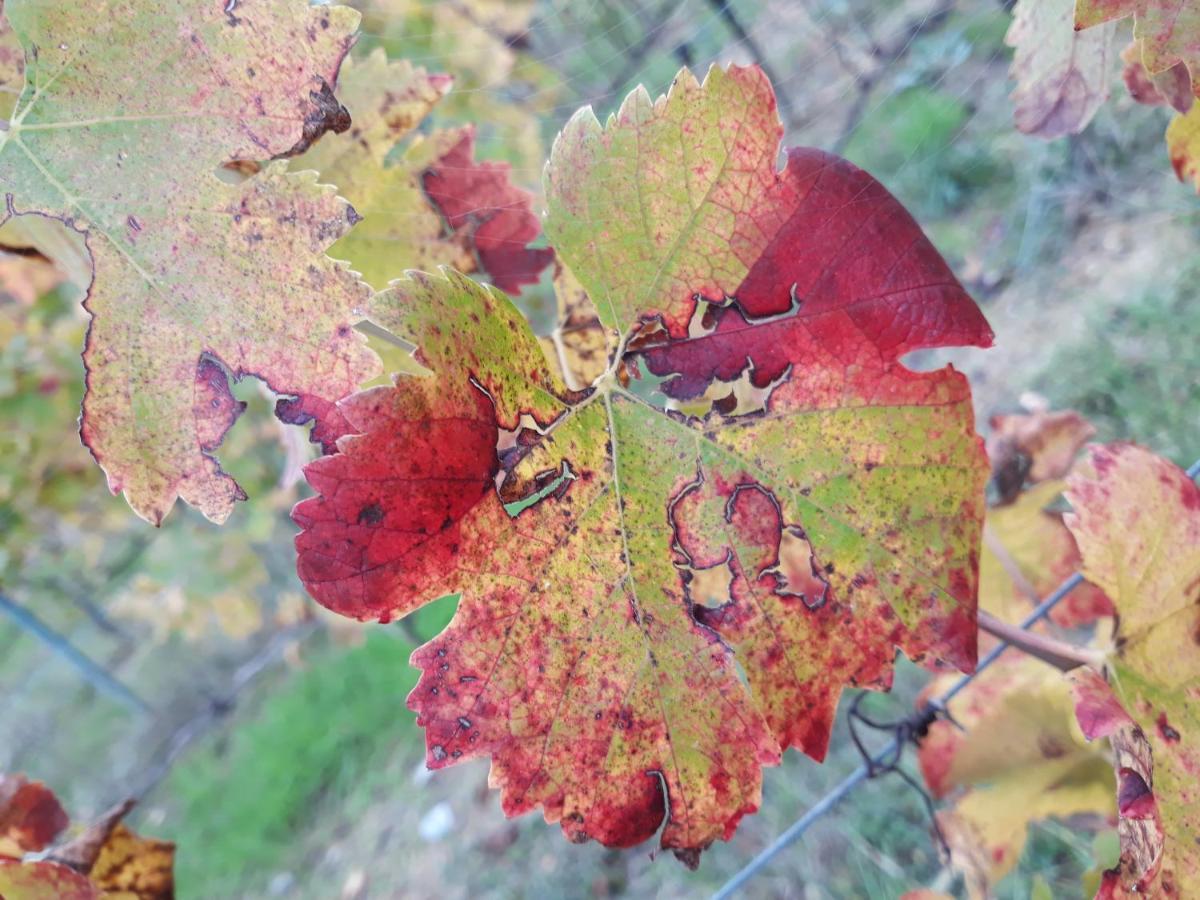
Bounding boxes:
[975,609,1105,672]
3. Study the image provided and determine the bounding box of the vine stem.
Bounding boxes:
[975,609,1106,672]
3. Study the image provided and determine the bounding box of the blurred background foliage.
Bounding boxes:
[1,0,1198,897]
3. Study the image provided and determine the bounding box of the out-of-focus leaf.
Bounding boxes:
[1006,0,1117,138]
[919,657,1112,896]
[981,480,1113,628]
[1166,102,1200,190]
[0,0,380,524]
[0,774,68,858]
[1076,0,1200,100]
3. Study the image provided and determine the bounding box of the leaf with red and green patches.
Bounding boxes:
[916,657,1113,896]
[1006,0,1118,138]
[1076,0,1200,99]
[288,48,552,295]
[0,775,68,858]
[295,65,992,861]
[0,0,380,525]
[0,791,174,900]
[1065,444,1200,896]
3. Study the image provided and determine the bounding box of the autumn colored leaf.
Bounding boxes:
[987,406,1096,504]
[980,479,1112,629]
[1121,41,1194,112]
[1006,0,1117,138]
[538,262,609,392]
[421,129,554,296]
[1068,668,1166,898]
[1076,0,1200,100]
[1065,444,1200,896]
[289,48,551,295]
[0,793,173,900]
[917,657,1113,895]
[1166,102,1200,189]
[0,774,68,858]
[295,65,992,860]
[0,0,380,525]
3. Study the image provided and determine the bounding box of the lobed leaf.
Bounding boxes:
[1065,443,1200,896]
[1076,0,1200,99]
[289,48,552,296]
[295,65,993,861]
[0,0,381,524]
[1007,0,1118,138]
[918,657,1112,895]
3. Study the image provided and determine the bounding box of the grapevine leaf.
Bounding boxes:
[1121,41,1194,112]
[289,48,552,295]
[0,0,381,524]
[1166,102,1200,190]
[1065,444,1200,896]
[1076,0,1200,99]
[0,775,68,858]
[1068,668,1167,898]
[987,407,1096,503]
[421,129,554,295]
[295,65,992,860]
[917,657,1112,894]
[981,480,1113,628]
[0,793,173,900]
[1007,0,1118,138]
[0,859,98,899]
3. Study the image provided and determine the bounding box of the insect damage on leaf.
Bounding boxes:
[294,65,992,862]
[0,0,381,525]
[1065,444,1200,897]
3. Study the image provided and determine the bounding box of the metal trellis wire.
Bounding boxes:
[713,454,1200,899]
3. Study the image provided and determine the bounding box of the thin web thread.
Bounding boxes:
[713,454,1200,900]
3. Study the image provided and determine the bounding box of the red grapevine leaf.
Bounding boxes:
[0,775,68,858]
[296,65,991,862]
[422,128,555,296]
